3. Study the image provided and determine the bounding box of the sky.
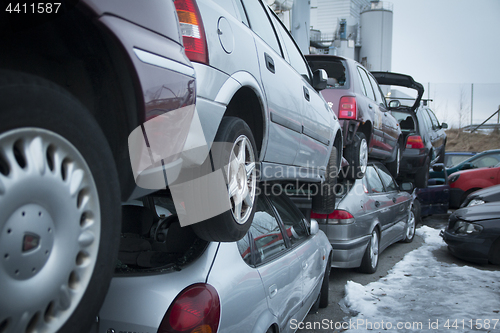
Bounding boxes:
[341,226,500,332]
[389,0,500,127]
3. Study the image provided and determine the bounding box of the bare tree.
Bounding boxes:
[457,85,470,130]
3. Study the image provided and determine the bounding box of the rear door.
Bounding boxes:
[240,0,302,165]
[250,197,302,330]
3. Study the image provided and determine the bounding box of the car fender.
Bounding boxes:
[250,311,279,333]
[462,179,494,192]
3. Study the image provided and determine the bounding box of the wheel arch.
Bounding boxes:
[358,121,372,147]
[0,7,142,200]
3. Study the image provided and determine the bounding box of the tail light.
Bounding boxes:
[406,135,424,149]
[311,210,355,224]
[158,284,220,333]
[174,0,209,64]
[338,96,357,119]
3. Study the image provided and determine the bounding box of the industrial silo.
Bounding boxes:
[359,1,393,72]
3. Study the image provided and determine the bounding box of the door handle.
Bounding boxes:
[269,284,278,298]
[303,86,310,101]
[264,52,275,74]
[375,201,380,208]
[368,104,373,109]
[302,261,308,270]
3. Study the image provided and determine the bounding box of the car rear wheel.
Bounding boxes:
[414,156,430,188]
[402,205,416,243]
[319,255,331,308]
[312,147,338,214]
[343,133,367,180]
[0,71,120,333]
[191,117,258,242]
[358,228,379,274]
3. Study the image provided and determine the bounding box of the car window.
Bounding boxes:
[417,109,433,130]
[241,197,287,264]
[427,109,440,129]
[471,154,500,168]
[268,194,308,245]
[446,155,472,168]
[357,67,375,101]
[391,111,415,132]
[308,58,349,89]
[368,73,386,107]
[269,12,309,79]
[240,0,281,55]
[365,166,385,193]
[375,165,398,192]
[233,0,249,26]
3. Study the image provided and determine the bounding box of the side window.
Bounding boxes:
[418,109,433,130]
[427,109,440,129]
[357,67,375,101]
[270,13,309,78]
[376,165,398,192]
[240,0,281,55]
[245,197,287,264]
[268,194,308,245]
[234,0,249,26]
[472,154,500,168]
[365,166,385,193]
[368,74,386,107]
[236,234,253,265]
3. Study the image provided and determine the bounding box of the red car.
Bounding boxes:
[448,162,500,207]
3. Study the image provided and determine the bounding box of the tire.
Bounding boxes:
[489,238,500,265]
[0,71,121,333]
[358,228,379,274]
[191,117,258,242]
[386,142,401,178]
[414,156,430,188]
[312,147,338,214]
[413,199,422,225]
[343,132,368,180]
[319,255,331,308]
[402,204,416,243]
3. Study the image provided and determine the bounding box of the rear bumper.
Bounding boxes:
[323,232,370,268]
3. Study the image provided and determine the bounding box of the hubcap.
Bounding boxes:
[359,139,368,175]
[0,128,101,333]
[226,135,256,225]
[407,210,415,239]
[370,230,379,268]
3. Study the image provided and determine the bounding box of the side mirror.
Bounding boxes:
[432,163,445,172]
[463,162,474,170]
[441,123,448,129]
[389,100,401,108]
[313,69,328,91]
[401,182,414,192]
[310,219,319,235]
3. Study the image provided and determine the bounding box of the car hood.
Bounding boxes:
[467,184,500,202]
[454,202,500,222]
[371,71,424,112]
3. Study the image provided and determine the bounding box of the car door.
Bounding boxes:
[267,13,333,168]
[364,165,397,248]
[240,0,302,166]
[268,194,324,328]
[375,165,408,242]
[367,73,399,152]
[356,67,387,158]
[249,197,302,331]
[426,108,446,160]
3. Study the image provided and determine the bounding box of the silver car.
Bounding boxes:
[94,192,332,333]
[312,163,417,273]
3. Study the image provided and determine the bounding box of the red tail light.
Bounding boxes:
[311,210,355,224]
[158,284,220,333]
[174,0,209,64]
[338,96,357,119]
[406,135,424,149]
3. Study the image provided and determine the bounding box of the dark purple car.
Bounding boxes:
[0,2,195,332]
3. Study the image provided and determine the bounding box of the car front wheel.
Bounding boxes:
[402,204,416,243]
[0,71,120,333]
[358,228,379,274]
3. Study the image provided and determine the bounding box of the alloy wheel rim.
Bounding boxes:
[370,230,379,268]
[227,135,256,225]
[0,128,101,333]
[407,210,415,239]
[359,138,368,175]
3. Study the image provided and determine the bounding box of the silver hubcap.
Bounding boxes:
[0,128,100,333]
[370,230,379,268]
[406,209,415,240]
[227,135,256,225]
[359,139,368,175]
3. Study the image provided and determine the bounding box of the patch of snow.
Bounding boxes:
[342,227,500,332]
